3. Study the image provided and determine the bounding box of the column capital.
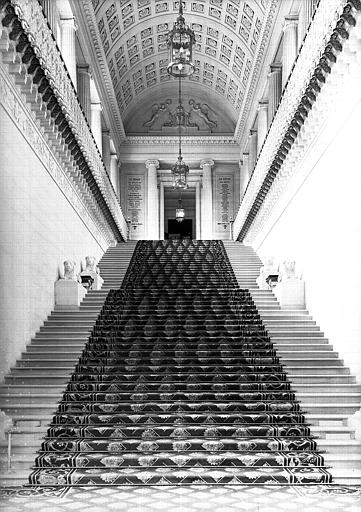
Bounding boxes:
[91,102,102,111]
[269,62,282,73]
[249,129,257,137]
[200,159,214,169]
[77,64,90,74]
[145,159,160,170]
[110,153,118,161]
[60,16,77,30]
[283,14,298,30]
[257,100,268,111]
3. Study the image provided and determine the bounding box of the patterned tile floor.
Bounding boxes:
[1,485,361,512]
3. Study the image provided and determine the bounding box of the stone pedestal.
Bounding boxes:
[274,278,306,310]
[55,279,86,309]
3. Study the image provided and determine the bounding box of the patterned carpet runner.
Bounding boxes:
[30,240,331,485]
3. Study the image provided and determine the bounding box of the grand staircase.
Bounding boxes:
[223,241,361,485]
[22,240,331,486]
[0,241,137,486]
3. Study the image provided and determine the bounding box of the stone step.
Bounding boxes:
[267,330,324,337]
[0,470,31,487]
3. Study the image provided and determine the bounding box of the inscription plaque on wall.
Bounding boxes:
[216,174,234,228]
[127,175,145,232]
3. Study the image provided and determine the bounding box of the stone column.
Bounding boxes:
[90,102,102,152]
[257,101,268,154]
[282,15,298,89]
[239,153,250,201]
[59,16,77,90]
[109,154,119,197]
[146,159,160,240]
[268,63,282,126]
[77,65,91,123]
[200,159,214,240]
[40,0,56,33]
[298,0,316,46]
[102,130,111,174]
[159,182,165,240]
[248,130,258,177]
[196,181,201,240]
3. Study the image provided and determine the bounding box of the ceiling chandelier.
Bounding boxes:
[167,3,195,192]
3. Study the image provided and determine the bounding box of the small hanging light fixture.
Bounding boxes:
[175,195,185,223]
[167,3,195,191]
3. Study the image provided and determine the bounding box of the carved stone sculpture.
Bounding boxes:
[63,260,77,281]
[84,256,99,274]
[189,99,217,129]
[257,256,279,290]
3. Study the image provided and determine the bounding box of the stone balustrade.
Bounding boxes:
[8,0,127,241]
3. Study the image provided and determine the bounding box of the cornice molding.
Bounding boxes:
[71,0,126,148]
[122,135,238,146]
[0,65,110,251]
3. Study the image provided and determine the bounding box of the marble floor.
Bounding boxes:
[1,485,361,512]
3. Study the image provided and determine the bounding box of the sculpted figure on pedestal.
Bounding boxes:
[84,255,99,274]
[63,260,78,280]
[256,256,279,289]
[278,261,302,281]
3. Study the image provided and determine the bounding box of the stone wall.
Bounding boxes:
[0,105,107,381]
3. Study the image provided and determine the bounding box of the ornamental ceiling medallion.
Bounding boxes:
[90,0,270,136]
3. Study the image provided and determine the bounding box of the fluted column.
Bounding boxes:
[146,159,160,240]
[200,159,214,240]
[90,102,102,152]
[282,15,298,89]
[298,0,316,45]
[257,101,268,154]
[39,0,56,33]
[159,182,165,240]
[102,130,111,174]
[59,17,77,89]
[196,181,201,240]
[248,130,258,177]
[77,65,91,123]
[110,154,119,198]
[268,63,282,125]
[239,153,250,201]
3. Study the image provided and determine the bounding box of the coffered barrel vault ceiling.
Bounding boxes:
[89,0,272,134]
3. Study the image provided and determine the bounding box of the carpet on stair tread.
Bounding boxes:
[28,240,332,486]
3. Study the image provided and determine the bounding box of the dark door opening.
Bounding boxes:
[167,219,193,239]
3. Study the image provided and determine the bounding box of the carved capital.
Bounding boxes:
[257,100,269,111]
[145,159,160,170]
[91,102,102,111]
[200,159,214,169]
[283,14,298,31]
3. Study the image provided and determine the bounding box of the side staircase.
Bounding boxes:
[0,241,137,486]
[223,240,361,485]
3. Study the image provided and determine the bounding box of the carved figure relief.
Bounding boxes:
[143,98,217,132]
[83,255,99,274]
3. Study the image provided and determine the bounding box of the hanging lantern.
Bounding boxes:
[175,198,185,222]
[167,4,196,78]
[172,155,189,189]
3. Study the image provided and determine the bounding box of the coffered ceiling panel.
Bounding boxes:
[89,0,270,133]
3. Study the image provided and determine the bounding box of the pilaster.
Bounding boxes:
[200,159,214,240]
[257,101,269,154]
[59,16,77,90]
[268,63,282,125]
[146,159,160,240]
[77,65,91,123]
[282,15,299,89]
